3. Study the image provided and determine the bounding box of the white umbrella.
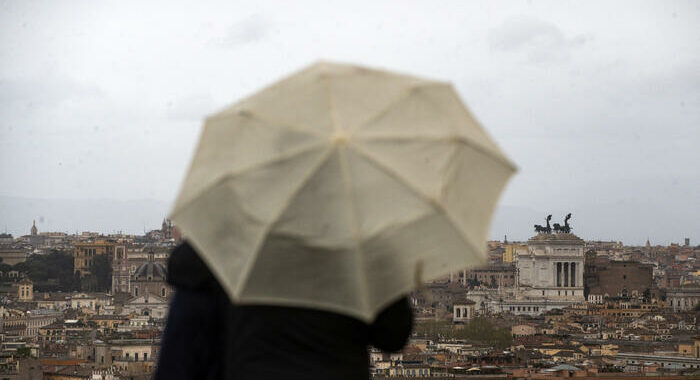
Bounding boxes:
[170,61,516,322]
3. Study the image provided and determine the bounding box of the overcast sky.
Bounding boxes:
[1,0,698,244]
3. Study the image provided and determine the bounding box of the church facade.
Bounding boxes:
[111,246,172,302]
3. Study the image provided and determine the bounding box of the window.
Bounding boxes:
[161,288,166,297]
[144,353,148,361]
[135,353,139,361]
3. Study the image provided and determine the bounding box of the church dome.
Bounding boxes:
[133,260,167,281]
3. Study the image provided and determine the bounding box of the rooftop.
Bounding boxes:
[529,233,585,244]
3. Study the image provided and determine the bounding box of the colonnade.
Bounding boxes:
[555,262,577,287]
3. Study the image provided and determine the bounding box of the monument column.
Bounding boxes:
[570,263,576,287]
[556,262,562,287]
[563,262,569,287]
[579,261,584,289]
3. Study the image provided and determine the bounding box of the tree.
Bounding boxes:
[453,318,513,349]
[413,318,513,349]
[92,253,113,292]
[13,250,77,291]
[16,347,31,357]
[413,320,453,340]
[0,262,12,274]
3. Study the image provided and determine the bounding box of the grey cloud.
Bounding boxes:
[0,78,105,111]
[165,93,217,121]
[214,13,271,48]
[489,15,590,62]
[633,61,700,98]
[0,1,697,244]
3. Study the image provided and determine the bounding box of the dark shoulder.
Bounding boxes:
[369,297,413,352]
[167,241,221,291]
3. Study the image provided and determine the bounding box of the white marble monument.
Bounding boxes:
[517,233,585,300]
[468,229,587,316]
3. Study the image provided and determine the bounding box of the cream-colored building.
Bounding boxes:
[512,324,537,337]
[2,309,61,338]
[74,240,115,277]
[121,293,169,319]
[503,244,527,263]
[70,293,112,313]
[17,278,33,301]
[666,287,700,312]
[453,300,475,323]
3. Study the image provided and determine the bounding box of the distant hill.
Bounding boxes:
[0,196,694,246]
[0,196,170,236]
[491,203,696,246]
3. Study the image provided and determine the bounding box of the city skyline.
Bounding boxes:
[0,194,695,246]
[1,2,699,378]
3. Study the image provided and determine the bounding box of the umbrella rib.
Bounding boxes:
[416,84,517,171]
[360,209,436,247]
[208,108,329,139]
[348,82,446,138]
[324,73,342,134]
[232,147,335,295]
[347,143,488,262]
[338,147,371,316]
[326,71,371,315]
[413,84,461,137]
[454,138,517,172]
[354,134,517,172]
[170,142,327,217]
[346,85,418,138]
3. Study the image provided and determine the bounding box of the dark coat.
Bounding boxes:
[154,242,413,380]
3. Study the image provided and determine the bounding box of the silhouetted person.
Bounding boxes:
[154,241,413,380]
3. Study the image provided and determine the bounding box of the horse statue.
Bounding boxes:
[551,213,573,233]
[534,215,553,234]
[553,223,562,233]
[561,213,572,233]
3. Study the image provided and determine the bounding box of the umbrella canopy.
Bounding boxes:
[170,62,516,322]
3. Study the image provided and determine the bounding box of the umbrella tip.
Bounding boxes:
[331,131,349,145]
